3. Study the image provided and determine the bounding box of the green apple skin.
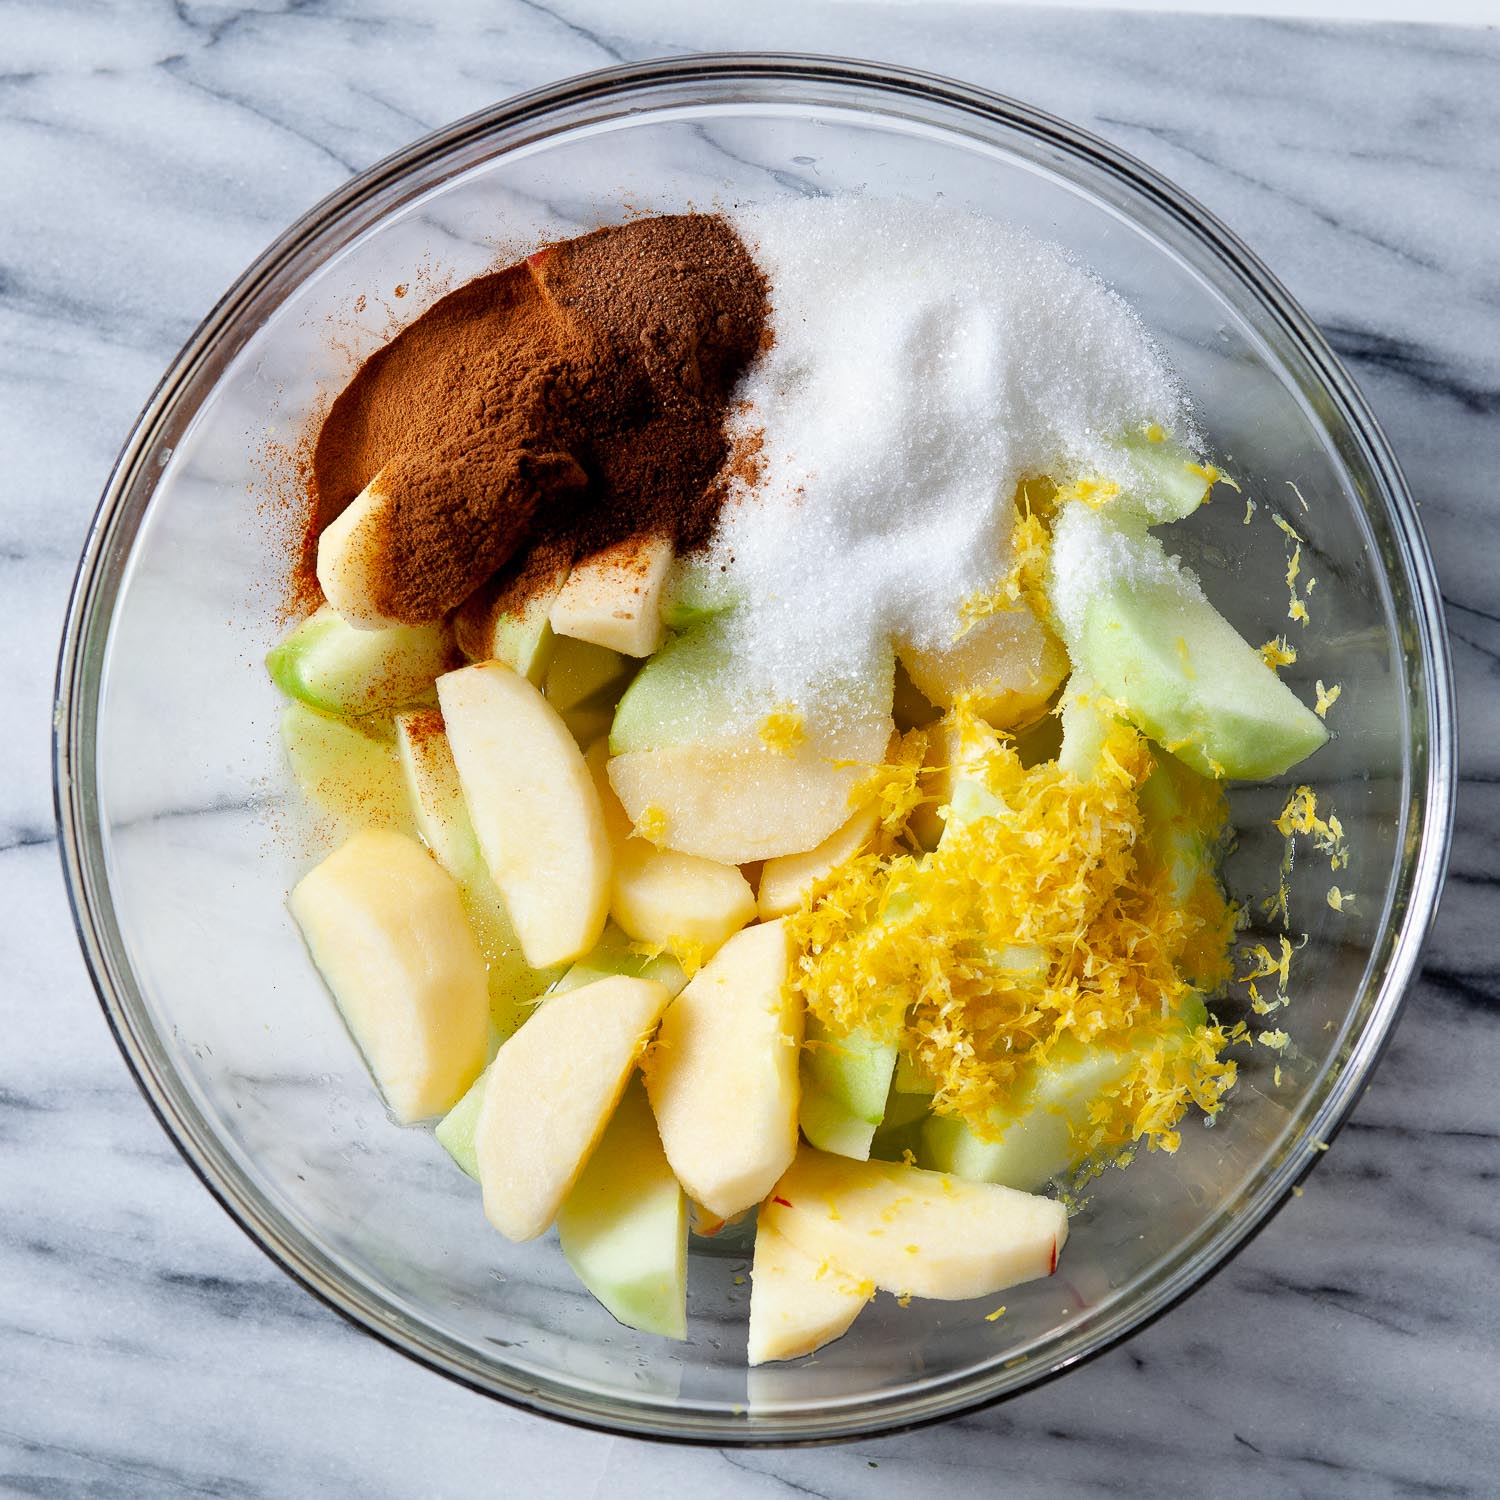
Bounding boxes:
[658,556,742,631]
[798,1015,900,1161]
[1107,432,1214,526]
[435,1062,490,1180]
[548,923,690,999]
[267,606,452,718]
[557,1077,688,1340]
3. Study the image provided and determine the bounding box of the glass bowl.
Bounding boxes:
[54,55,1454,1443]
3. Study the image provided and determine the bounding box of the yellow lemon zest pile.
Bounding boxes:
[1189,460,1239,495]
[629,934,706,978]
[955,488,1054,637]
[787,713,1239,1164]
[758,705,807,755]
[847,728,930,848]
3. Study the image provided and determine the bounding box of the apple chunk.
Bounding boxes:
[453,539,573,682]
[436,662,610,968]
[557,1077,688,1340]
[763,1147,1068,1301]
[644,920,803,1220]
[550,536,674,657]
[288,829,489,1122]
[475,974,672,1241]
[1050,505,1327,780]
[748,1219,873,1366]
[586,742,755,958]
[267,605,451,717]
[316,475,399,630]
[756,804,879,921]
[799,1015,900,1162]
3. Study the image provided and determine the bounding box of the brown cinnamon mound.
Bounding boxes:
[312,214,769,624]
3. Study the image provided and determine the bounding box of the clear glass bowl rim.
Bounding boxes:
[53,52,1457,1445]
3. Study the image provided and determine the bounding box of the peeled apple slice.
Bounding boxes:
[266,605,451,717]
[1050,505,1328,780]
[549,923,689,998]
[288,829,489,1122]
[756,805,879,921]
[747,1218,873,1366]
[763,1148,1067,1301]
[557,1077,688,1340]
[896,606,1067,731]
[316,475,398,630]
[1105,430,1216,526]
[644,919,803,1220]
[437,661,610,968]
[550,536,674,658]
[909,711,1004,849]
[435,1062,489,1180]
[586,742,755,958]
[394,709,557,1035]
[475,974,672,1241]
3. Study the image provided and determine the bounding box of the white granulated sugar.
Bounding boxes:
[711,196,1189,734]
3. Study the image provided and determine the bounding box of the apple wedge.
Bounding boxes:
[799,1015,900,1162]
[756,804,879,920]
[395,709,558,1034]
[644,919,803,1220]
[557,1077,688,1340]
[267,605,451,718]
[280,702,410,836]
[550,536,674,658]
[288,829,489,1122]
[908,711,1004,849]
[435,1061,490,1180]
[453,538,574,682]
[747,1218,873,1366]
[1049,504,1327,780]
[545,637,633,715]
[762,1147,1068,1301]
[437,662,610,968]
[896,605,1067,731]
[316,474,398,630]
[475,974,672,1241]
[549,922,690,999]
[586,742,756,957]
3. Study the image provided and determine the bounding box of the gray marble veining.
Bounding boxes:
[4,2,1498,1495]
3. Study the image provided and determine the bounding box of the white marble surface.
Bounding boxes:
[4,1,1498,1494]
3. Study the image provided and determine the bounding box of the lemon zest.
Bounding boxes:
[758,706,806,755]
[633,804,669,843]
[1314,681,1341,718]
[1259,636,1298,671]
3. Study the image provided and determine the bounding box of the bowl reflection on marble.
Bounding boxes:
[54,55,1454,1443]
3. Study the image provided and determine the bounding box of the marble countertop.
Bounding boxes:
[5,2,1498,1494]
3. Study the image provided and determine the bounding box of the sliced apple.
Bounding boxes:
[747,1218,873,1366]
[585,741,755,957]
[799,1016,901,1162]
[475,974,671,1241]
[435,1061,490,1180]
[550,536,674,658]
[609,743,884,866]
[453,538,573,682]
[659,553,742,630]
[316,474,398,630]
[1049,505,1327,780]
[545,637,633,714]
[644,919,802,1219]
[267,605,451,718]
[763,1147,1067,1301]
[549,923,690,999]
[437,662,610,968]
[1106,429,1216,526]
[288,829,489,1122]
[557,1077,688,1340]
[394,708,557,1034]
[897,605,1067,731]
[757,805,880,920]
[281,702,410,836]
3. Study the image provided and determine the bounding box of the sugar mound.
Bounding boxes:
[710,197,1190,734]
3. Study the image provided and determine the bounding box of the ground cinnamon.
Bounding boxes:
[312,214,769,624]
